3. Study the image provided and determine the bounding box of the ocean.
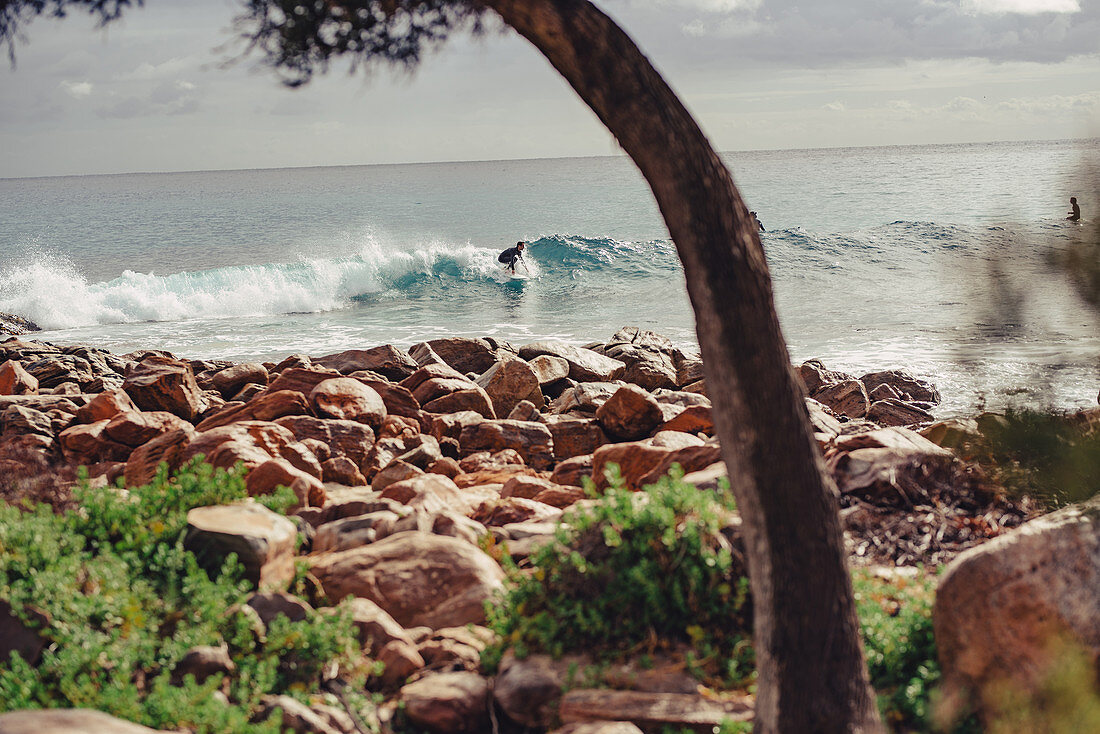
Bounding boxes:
[2,139,1098,416]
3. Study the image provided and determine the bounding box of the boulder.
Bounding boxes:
[459,419,554,470]
[867,399,935,427]
[209,362,268,398]
[471,497,561,527]
[58,420,131,466]
[411,337,499,376]
[73,389,138,424]
[379,639,427,687]
[184,503,298,589]
[812,379,870,419]
[275,415,376,467]
[797,359,849,395]
[546,416,608,460]
[550,382,621,415]
[475,359,542,417]
[528,354,570,386]
[551,455,594,488]
[313,511,399,553]
[347,596,416,655]
[1,404,54,438]
[122,356,203,421]
[195,389,311,431]
[551,724,644,734]
[353,380,421,421]
[23,354,94,389]
[861,369,941,404]
[310,378,387,429]
[104,411,190,448]
[123,426,196,486]
[255,696,345,734]
[595,385,663,441]
[519,341,626,382]
[494,652,572,729]
[0,361,37,395]
[245,591,313,627]
[422,388,496,420]
[266,365,341,395]
[658,405,713,435]
[558,689,752,731]
[934,497,1100,720]
[380,473,485,516]
[591,440,723,491]
[246,458,326,507]
[314,344,419,381]
[171,644,235,684]
[0,710,165,734]
[310,531,505,629]
[596,343,677,391]
[400,672,491,734]
[322,456,368,486]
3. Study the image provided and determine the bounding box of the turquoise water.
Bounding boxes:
[2,139,1098,414]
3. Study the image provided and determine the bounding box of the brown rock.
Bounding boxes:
[400,672,491,733]
[104,410,190,448]
[58,420,131,465]
[74,389,138,424]
[123,426,196,486]
[550,382,621,415]
[428,456,462,478]
[518,341,626,382]
[310,531,505,629]
[195,389,311,431]
[322,456,367,486]
[797,359,849,395]
[210,362,268,398]
[558,689,752,731]
[0,361,37,396]
[372,460,425,493]
[528,354,570,386]
[867,399,935,427]
[637,442,724,487]
[122,356,204,421]
[310,377,387,429]
[501,474,555,500]
[459,419,554,470]
[471,497,561,527]
[266,365,342,395]
[423,388,496,419]
[380,473,485,516]
[245,591,313,626]
[379,639,427,687]
[551,455,594,487]
[494,652,569,729]
[314,344,419,381]
[934,497,1100,722]
[658,404,713,435]
[861,369,941,404]
[275,415,376,467]
[534,485,587,508]
[172,644,235,684]
[598,343,677,391]
[184,503,298,589]
[355,380,421,421]
[813,378,870,419]
[0,709,165,734]
[595,384,663,441]
[547,416,608,460]
[412,337,499,376]
[255,696,344,734]
[348,596,415,655]
[22,354,93,390]
[246,458,326,507]
[476,359,542,417]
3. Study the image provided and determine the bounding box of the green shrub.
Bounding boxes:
[0,460,370,733]
[484,467,753,687]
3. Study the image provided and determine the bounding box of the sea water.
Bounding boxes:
[2,139,1098,416]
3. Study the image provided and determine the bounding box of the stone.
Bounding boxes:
[806,398,843,439]
[209,362,268,398]
[428,456,461,478]
[0,599,49,665]
[422,388,496,420]
[475,359,542,417]
[411,337,499,376]
[123,426,196,486]
[920,418,982,453]
[372,460,425,493]
[812,379,870,419]
[558,689,752,730]
[255,696,344,734]
[245,591,313,626]
[501,474,555,500]
[1,404,53,437]
[310,377,387,429]
[400,672,491,733]
[674,355,705,389]
[507,399,542,422]
[595,384,663,441]
[519,340,626,382]
[648,430,705,450]
[73,389,138,424]
[379,639,427,687]
[867,399,935,427]
[266,365,340,395]
[494,652,570,729]
[195,389,311,431]
[934,497,1100,721]
[598,343,677,391]
[184,503,298,589]
[354,379,421,421]
[122,356,203,421]
[347,596,415,654]
[591,440,722,491]
[0,710,165,734]
[171,644,235,684]
[314,344,419,381]
[322,456,368,486]
[682,461,728,492]
[658,404,713,435]
[104,410,190,448]
[459,419,554,470]
[861,369,941,404]
[551,382,622,415]
[310,531,505,629]
[0,361,37,395]
[868,382,901,402]
[471,497,561,527]
[275,415,376,467]
[23,354,94,389]
[246,458,326,507]
[59,420,132,466]
[547,416,608,460]
[551,455,594,487]
[798,359,849,395]
[528,354,570,386]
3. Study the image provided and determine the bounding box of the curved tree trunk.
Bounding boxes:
[481,1,882,731]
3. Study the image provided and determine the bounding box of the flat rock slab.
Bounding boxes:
[519,341,625,383]
[0,710,165,734]
[184,503,298,590]
[559,689,752,732]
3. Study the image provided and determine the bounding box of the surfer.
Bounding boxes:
[498,241,527,274]
[750,211,765,232]
[1067,197,1081,222]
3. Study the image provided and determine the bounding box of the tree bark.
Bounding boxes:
[480,1,882,731]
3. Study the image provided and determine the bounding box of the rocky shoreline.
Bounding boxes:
[0,326,1090,733]
[0,312,40,337]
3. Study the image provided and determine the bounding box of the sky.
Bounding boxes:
[1,0,1098,178]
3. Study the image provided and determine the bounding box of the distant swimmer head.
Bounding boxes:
[517,241,526,250]
[1071,197,1077,204]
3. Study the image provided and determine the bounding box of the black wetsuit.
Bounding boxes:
[498,246,523,270]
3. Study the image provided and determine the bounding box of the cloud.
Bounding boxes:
[95,80,200,119]
[59,80,93,99]
[963,0,1081,15]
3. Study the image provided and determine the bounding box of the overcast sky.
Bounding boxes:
[1,0,1098,178]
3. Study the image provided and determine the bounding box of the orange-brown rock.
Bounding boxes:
[411,337,499,376]
[378,414,421,439]
[475,359,542,418]
[266,365,341,395]
[310,377,387,429]
[347,596,417,655]
[184,503,298,589]
[534,485,587,509]
[0,710,167,734]
[636,442,723,487]
[500,474,555,500]
[124,426,196,486]
[74,389,139,425]
[380,474,488,516]
[427,456,461,479]
[195,389,310,431]
[274,415,376,467]
[379,639,427,687]
[104,410,190,447]
[518,341,626,382]
[813,379,870,419]
[471,497,561,527]
[58,419,132,466]
[866,398,935,427]
[528,354,570,386]
[310,531,505,629]
[210,362,268,398]
[314,344,419,381]
[122,356,204,421]
[546,416,608,460]
[246,458,326,507]
[861,368,941,404]
[355,380,421,421]
[550,455,594,487]
[0,360,37,396]
[399,671,491,734]
[595,385,663,441]
[657,404,714,435]
[459,419,553,470]
[422,388,496,420]
[322,456,367,486]
[590,441,672,491]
